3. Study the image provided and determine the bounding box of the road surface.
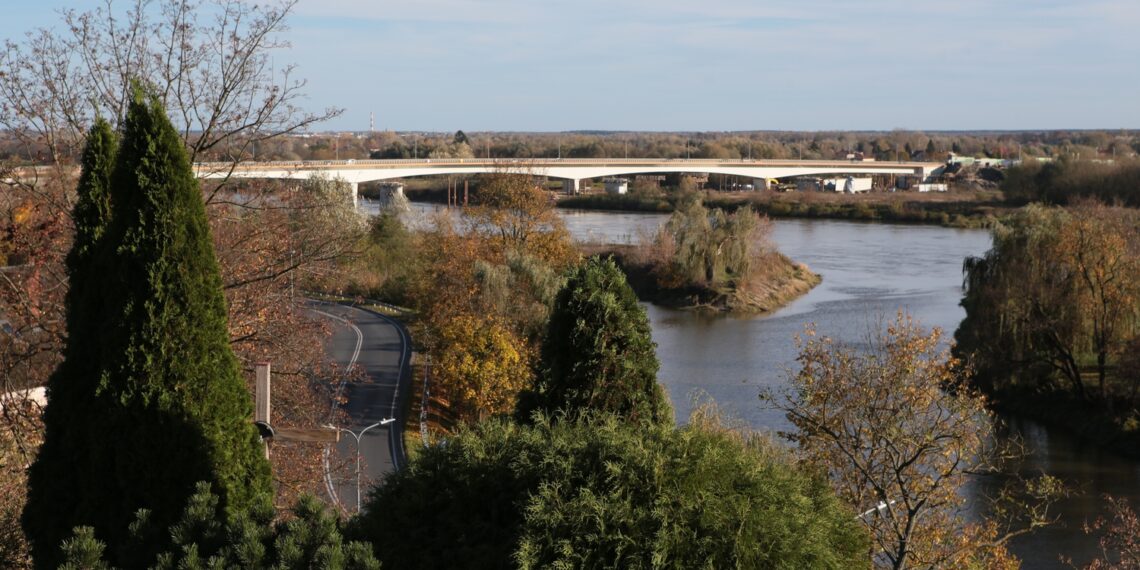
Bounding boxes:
[312,302,411,513]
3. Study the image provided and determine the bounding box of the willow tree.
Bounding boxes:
[666,200,766,286]
[24,91,271,568]
[955,203,1140,402]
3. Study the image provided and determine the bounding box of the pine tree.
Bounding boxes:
[518,256,671,426]
[56,484,380,569]
[23,119,118,567]
[24,90,272,567]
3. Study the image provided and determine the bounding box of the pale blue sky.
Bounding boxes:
[2,0,1137,131]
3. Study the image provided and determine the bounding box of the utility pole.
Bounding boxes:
[253,362,340,459]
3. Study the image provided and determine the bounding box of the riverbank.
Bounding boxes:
[987,387,1140,459]
[583,244,821,313]
[559,191,1008,228]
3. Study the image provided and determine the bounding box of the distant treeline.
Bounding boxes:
[561,192,1003,227]
[6,128,1139,165]
[1002,158,1140,207]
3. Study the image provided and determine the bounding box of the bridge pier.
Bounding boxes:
[560,178,580,195]
[349,182,359,207]
[753,178,773,191]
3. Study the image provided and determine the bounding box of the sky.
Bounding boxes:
[2,0,1138,132]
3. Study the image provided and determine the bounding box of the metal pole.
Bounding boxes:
[355,436,363,510]
[326,420,392,513]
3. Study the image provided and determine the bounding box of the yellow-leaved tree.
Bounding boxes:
[433,314,530,421]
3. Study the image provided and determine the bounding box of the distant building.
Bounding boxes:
[917,183,949,192]
[604,178,629,195]
[947,153,1020,169]
[897,176,948,192]
[833,176,873,193]
[802,176,872,193]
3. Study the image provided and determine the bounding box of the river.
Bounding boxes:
[383,200,1139,567]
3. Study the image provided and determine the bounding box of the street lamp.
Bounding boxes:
[325,418,396,513]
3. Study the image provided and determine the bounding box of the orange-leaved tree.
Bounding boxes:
[766,313,1060,569]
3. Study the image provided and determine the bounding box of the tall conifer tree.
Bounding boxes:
[24,91,271,567]
[24,118,118,568]
[519,256,671,426]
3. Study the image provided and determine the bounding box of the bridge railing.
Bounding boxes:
[195,157,939,170]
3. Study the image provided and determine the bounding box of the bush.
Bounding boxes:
[352,415,867,569]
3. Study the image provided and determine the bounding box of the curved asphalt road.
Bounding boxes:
[312,302,411,513]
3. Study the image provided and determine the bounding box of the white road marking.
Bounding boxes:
[313,307,363,513]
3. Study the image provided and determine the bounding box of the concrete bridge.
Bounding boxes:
[194,158,944,203]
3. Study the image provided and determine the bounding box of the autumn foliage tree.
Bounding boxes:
[467,172,575,266]
[767,314,1056,569]
[407,176,576,426]
[0,0,338,165]
[1080,496,1140,570]
[432,314,530,421]
[956,203,1140,404]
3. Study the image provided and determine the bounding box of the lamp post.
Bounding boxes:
[325,418,396,513]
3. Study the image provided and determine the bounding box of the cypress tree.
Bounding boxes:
[24,119,118,567]
[518,256,671,426]
[25,91,272,567]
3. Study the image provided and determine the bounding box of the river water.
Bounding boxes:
[386,200,1139,567]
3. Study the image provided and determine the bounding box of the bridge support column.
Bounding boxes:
[560,178,580,195]
[753,178,773,191]
[349,182,359,207]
